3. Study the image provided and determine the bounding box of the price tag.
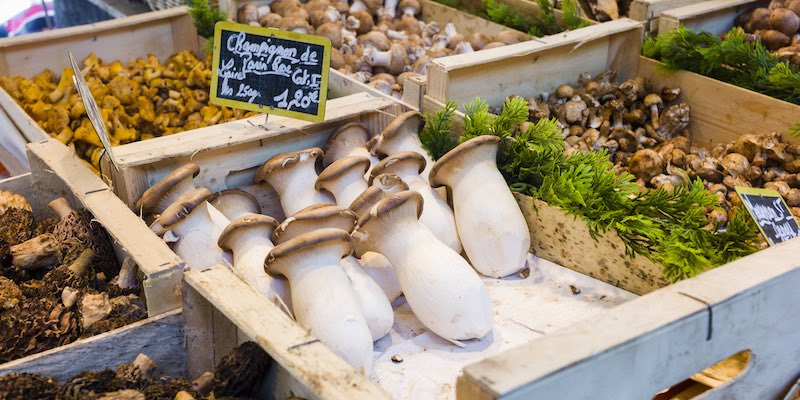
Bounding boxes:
[210,22,331,122]
[736,186,800,246]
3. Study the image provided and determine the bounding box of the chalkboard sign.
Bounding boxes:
[736,187,800,246]
[210,22,331,122]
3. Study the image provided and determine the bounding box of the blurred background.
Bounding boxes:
[0,0,151,37]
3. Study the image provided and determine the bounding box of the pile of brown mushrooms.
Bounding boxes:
[515,70,800,224]
[0,191,145,363]
[0,342,271,399]
[138,111,536,375]
[235,0,528,97]
[736,0,800,62]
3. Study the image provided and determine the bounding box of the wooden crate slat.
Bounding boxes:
[0,106,29,175]
[457,239,800,399]
[25,140,184,315]
[0,310,185,383]
[184,265,392,399]
[426,19,643,106]
[658,0,766,35]
[639,57,800,146]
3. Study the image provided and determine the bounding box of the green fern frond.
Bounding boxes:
[420,100,460,160]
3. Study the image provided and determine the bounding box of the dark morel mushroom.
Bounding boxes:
[0,372,60,400]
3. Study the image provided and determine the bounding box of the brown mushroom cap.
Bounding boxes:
[271,204,357,244]
[316,156,371,191]
[358,31,391,51]
[482,42,506,50]
[216,214,278,253]
[348,173,409,218]
[316,22,343,48]
[322,122,372,168]
[398,0,421,15]
[769,7,800,35]
[368,111,422,157]
[429,135,501,187]
[495,30,525,45]
[155,187,213,230]
[467,33,492,51]
[369,151,425,183]
[136,163,200,213]
[264,228,353,277]
[254,148,324,183]
[387,44,407,75]
[208,189,262,220]
[356,190,423,229]
[761,29,791,50]
[350,10,374,35]
[279,16,313,33]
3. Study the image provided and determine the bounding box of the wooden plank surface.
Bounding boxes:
[629,0,706,21]
[184,265,392,399]
[457,237,800,399]
[658,0,765,35]
[0,310,185,382]
[25,140,184,315]
[426,19,643,106]
[640,57,800,147]
[0,106,29,175]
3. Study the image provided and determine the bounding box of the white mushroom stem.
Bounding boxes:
[359,251,402,301]
[444,22,457,40]
[168,202,232,270]
[325,6,341,22]
[372,153,461,252]
[257,149,334,217]
[384,0,399,17]
[341,255,394,340]
[266,229,373,374]
[455,41,474,54]
[112,256,139,290]
[353,191,493,344]
[387,29,408,41]
[222,219,292,313]
[430,136,530,278]
[431,33,448,50]
[350,0,368,12]
[316,157,370,208]
[370,112,435,180]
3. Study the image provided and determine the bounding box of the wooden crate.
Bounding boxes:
[0,107,28,176]
[422,18,800,294]
[456,239,800,400]
[0,310,185,381]
[629,0,713,35]
[22,140,184,315]
[101,92,402,215]
[658,0,767,36]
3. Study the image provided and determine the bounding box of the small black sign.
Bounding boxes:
[210,22,331,122]
[736,187,800,246]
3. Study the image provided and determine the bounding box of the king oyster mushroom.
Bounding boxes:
[207,189,261,221]
[155,188,232,270]
[430,136,530,278]
[322,121,380,170]
[352,190,493,345]
[369,111,434,179]
[217,213,291,313]
[11,198,116,278]
[265,228,374,373]
[370,151,461,252]
[136,163,200,215]
[254,148,335,217]
[271,204,393,341]
[316,155,371,208]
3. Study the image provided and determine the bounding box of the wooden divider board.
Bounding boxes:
[658,0,766,35]
[0,310,185,382]
[184,265,392,399]
[456,237,800,400]
[0,106,29,176]
[629,0,711,35]
[25,140,184,315]
[102,93,402,217]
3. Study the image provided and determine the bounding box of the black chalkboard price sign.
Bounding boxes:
[210,22,331,122]
[736,187,800,246]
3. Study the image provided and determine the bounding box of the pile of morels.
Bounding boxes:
[0,341,271,400]
[0,52,256,171]
[736,0,800,60]
[0,191,145,363]
[515,70,800,225]
[137,112,532,374]
[235,0,528,97]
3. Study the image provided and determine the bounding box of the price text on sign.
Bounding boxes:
[210,22,331,122]
[735,186,800,246]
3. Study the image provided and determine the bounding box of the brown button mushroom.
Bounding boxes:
[770,7,800,35]
[358,31,392,51]
[398,0,421,16]
[260,13,283,27]
[271,0,302,15]
[278,16,313,34]
[348,10,374,35]
[364,43,407,75]
[316,22,343,48]
[762,29,792,50]
[496,30,525,45]
[238,3,260,24]
[467,33,492,51]
[628,149,665,182]
[397,14,422,36]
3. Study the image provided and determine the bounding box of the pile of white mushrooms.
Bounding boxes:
[235,0,528,97]
[135,111,531,374]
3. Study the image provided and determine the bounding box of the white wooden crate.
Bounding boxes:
[658,0,768,35]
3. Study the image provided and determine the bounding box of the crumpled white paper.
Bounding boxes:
[370,254,637,400]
